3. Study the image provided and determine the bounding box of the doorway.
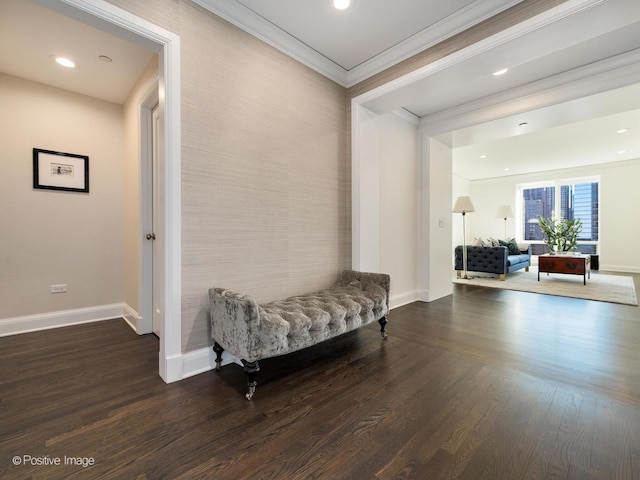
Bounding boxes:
[44,0,182,382]
[350,0,640,306]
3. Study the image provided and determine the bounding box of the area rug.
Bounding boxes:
[453,267,638,306]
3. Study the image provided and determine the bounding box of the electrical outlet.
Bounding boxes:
[51,284,67,293]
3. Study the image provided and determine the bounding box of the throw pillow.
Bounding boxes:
[487,237,500,247]
[499,238,520,255]
[472,237,485,246]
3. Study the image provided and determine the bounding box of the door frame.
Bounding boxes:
[41,0,182,383]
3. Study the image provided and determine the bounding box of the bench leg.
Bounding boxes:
[243,360,260,400]
[378,316,388,338]
[212,342,224,371]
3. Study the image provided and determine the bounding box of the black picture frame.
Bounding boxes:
[33,148,89,193]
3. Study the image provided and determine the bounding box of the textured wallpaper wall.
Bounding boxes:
[180,3,349,352]
[107,0,350,352]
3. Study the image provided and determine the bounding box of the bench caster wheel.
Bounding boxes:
[378,316,388,339]
[243,360,259,401]
[246,386,256,401]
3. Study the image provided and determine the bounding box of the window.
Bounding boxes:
[518,177,599,251]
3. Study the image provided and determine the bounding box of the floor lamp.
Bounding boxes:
[496,205,514,239]
[453,196,475,279]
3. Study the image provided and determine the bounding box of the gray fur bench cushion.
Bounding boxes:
[209,270,390,364]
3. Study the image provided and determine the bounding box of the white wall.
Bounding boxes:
[355,108,419,306]
[0,73,125,320]
[423,137,454,300]
[466,158,640,273]
[356,106,382,272]
[379,113,418,307]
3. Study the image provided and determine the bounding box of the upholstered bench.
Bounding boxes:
[209,270,390,399]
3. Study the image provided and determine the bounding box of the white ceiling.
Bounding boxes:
[0,0,154,104]
[2,0,639,182]
[194,0,521,86]
[235,0,497,71]
[355,0,640,180]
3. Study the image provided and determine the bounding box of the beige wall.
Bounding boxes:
[178,2,349,352]
[0,73,124,319]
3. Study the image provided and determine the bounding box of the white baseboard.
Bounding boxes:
[599,264,640,274]
[181,346,241,380]
[121,304,143,333]
[390,290,419,309]
[0,303,234,384]
[417,286,453,302]
[0,303,139,337]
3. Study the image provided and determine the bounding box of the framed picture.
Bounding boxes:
[33,148,89,193]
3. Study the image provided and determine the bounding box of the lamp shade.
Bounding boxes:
[453,196,475,213]
[496,205,514,219]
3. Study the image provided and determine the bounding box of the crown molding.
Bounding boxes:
[352,0,607,110]
[191,0,523,87]
[418,48,640,135]
[345,0,523,87]
[392,108,420,126]
[191,0,348,85]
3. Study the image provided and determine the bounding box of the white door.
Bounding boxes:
[151,104,163,336]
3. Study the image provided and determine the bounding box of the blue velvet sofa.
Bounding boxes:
[455,243,531,280]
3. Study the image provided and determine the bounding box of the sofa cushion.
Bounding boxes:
[507,254,529,265]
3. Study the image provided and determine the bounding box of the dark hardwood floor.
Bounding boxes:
[2,276,640,479]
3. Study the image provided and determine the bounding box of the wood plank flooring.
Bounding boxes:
[2,276,640,479]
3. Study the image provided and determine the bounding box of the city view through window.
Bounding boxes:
[521,180,599,254]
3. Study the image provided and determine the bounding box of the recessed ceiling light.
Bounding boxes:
[98,55,113,63]
[493,68,508,76]
[52,56,75,68]
[616,128,629,134]
[333,0,350,9]
[480,155,487,159]
[618,150,627,154]
[504,168,510,171]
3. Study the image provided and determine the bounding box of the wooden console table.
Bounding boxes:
[538,254,591,285]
